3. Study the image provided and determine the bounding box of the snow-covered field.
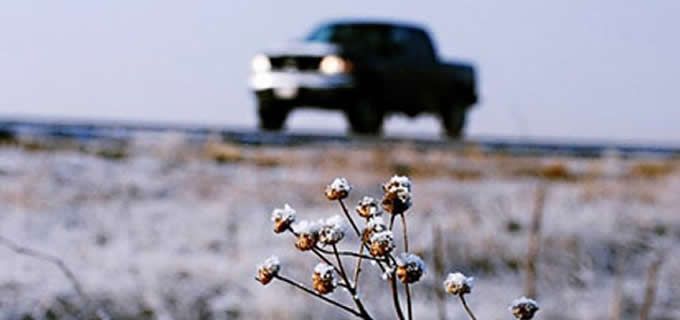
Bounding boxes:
[0,134,678,319]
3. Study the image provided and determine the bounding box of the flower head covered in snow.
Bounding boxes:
[382,175,412,194]
[325,177,351,200]
[381,175,413,215]
[355,196,383,218]
[362,215,387,242]
[312,263,337,295]
[509,297,540,320]
[395,253,426,284]
[271,204,296,233]
[255,256,281,285]
[443,272,475,295]
[293,220,321,251]
[318,215,346,246]
[369,230,395,257]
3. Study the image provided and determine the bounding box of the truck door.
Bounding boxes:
[382,27,439,114]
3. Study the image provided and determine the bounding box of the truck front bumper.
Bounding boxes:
[250,71,356,108]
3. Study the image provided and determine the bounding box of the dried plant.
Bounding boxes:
[255,175,541,319]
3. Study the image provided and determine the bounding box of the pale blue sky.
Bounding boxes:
[1,1,678,142]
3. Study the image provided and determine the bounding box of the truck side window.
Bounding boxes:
[391,27,437,65]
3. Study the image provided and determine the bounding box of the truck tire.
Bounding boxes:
[346,98,383,135]
[441,106,467,139]
[258,100,289,131]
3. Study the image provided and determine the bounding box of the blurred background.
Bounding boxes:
[1,1,679,320]
[1,1,679,141]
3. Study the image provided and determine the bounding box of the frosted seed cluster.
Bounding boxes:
[255,256,281,285]
[381,175,413,215]
[319,215,346,246]
[355,196,383,218]
[509,296,540,320]
[312,263,337,294]
[443,272,475,295]
[395,253,426,284]
[325,177,351,200]
[369,230,395,257]
[271,204,296,233]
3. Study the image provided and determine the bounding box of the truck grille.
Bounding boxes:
[269,56,322,71]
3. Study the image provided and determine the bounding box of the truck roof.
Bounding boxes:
[319,19,427,32]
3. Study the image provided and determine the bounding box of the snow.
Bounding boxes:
[0,136,679,319]
[270,204,296,223]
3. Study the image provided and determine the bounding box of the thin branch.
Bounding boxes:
[525,185,547,298]
[332,245,372,319]
[389,214,396,231]
[0,235,110,319]
[338,199,361,238]
[333,245,351,287]
[274,275,363,318]
[312,247,336,267]
[0,235,86,301]
[353,244,365,289]
[405,284,413,320]
[459,294,478,320]
[400,214,409,252]
[315,246,381,262]
[433,225,447,320]
[389,270,406,320]
[399,214,412,320]
[640,253,664,320]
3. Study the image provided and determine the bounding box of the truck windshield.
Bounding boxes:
[306,24,393,54]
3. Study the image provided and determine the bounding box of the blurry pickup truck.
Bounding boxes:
[249,20,478,137]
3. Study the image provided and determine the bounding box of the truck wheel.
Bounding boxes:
[346,99,383,135]
[258,100,289,131]
[441,107,467,139]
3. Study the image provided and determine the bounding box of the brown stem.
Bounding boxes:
[399,214,413,320]
[333,245,372,319]
[312,247,337,268]
[400,214,409,252]
[389,270,407,320]
[274,275,363,318]
[405,284,413,320]
[525,185,546,298]
[640,253,664,320]
[353,243,365,289]
[333,245,350,286]
[433,226,447,320]
[315,246,381,262]
[459,294,477,320]
[389,214,396,231]
[339,199,361,237]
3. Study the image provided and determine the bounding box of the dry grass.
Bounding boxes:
[628,161,675,179]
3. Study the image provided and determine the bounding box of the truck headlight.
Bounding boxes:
[319,55,350,75]
[251,54,271,73]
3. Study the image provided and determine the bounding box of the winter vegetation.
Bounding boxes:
[0,133,679,319]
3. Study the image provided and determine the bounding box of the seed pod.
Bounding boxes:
[395,253,426,284]
[271,204,296,234]
[443,272,474,295]
[293,220,320,251]
[356,196,382,218]
[369,230,395,257]
[325,177,351,200]
[381,186,412,215]
[510,297,540,320]
[255,256,280,285]
[312,263,336,295]
[318,215,346,246]
[362,216,387,243]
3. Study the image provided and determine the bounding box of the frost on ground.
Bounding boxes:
[0,134,679,319]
